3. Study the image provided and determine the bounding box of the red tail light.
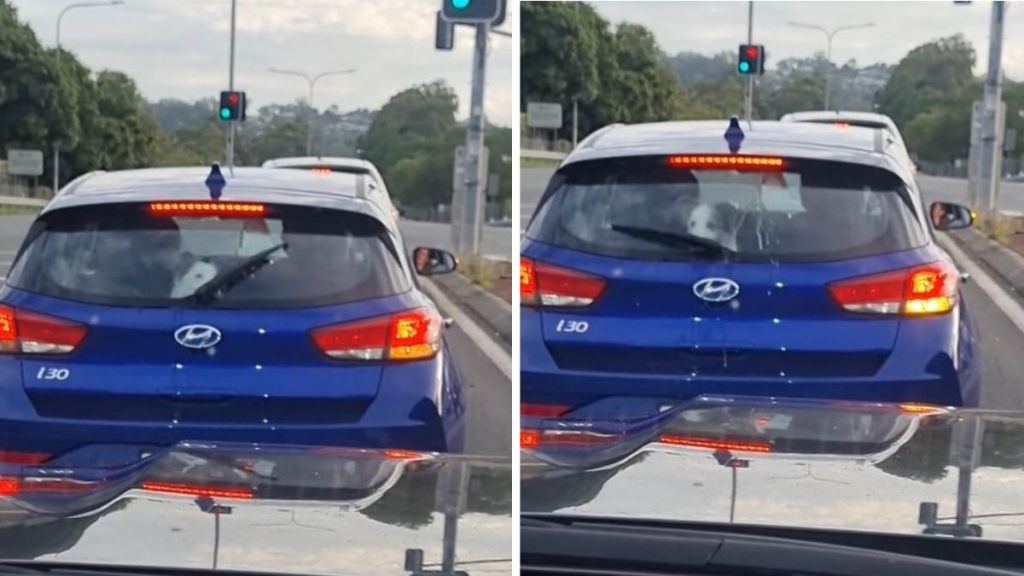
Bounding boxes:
[0,306,87,355]
[828,262,959,316]
[521,404,571,418]
[311,307,442,362]
[659,435,773,453]
[520,258,606,308]
[148,201,266,217]
[141,481,254,500]
[666,154,786,171]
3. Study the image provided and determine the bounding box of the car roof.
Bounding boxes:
[781,110,899,131]
[262,156,377,172]
[45,166,393,224]
[565,120,912,182]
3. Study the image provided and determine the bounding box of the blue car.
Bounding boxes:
[0,165,466,467]
[520,119,981,419]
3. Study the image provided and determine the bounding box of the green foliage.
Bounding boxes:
[878,35,976,130]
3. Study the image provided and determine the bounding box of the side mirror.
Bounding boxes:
[930,202,974,231]
[413,247,457,276]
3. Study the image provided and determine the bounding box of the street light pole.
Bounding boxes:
[268,68,357,156]
[54,0,124,193]
[786,21,874,110]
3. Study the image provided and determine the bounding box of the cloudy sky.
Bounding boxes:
[592,1,1024,80]
[10,0,516,126]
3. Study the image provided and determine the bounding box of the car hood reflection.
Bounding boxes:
[522,396,1024,544]
[0,443,513,575]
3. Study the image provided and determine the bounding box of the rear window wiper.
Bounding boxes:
[610,224,735,256]
[187,242,287,306]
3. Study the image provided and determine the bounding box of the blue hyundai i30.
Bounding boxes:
[0,166,465,467]
[520,119,980,420]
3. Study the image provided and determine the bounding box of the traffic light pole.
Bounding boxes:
[456,22,489,256]
[978,1,1006,213]
[226,0,237,171]
[743,1,754,122]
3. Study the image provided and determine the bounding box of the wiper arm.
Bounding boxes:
[188,243,287,305]
[610,224,734,256]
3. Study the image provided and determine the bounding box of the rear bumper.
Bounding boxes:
[521,309,977,409]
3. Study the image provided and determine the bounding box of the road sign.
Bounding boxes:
[7,149,44,176]
[527,102,563,129]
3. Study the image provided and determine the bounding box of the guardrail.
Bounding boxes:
[0,196,47,207]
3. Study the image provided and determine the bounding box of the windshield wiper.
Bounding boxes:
[189,243,287,305]
[610,224,735,256]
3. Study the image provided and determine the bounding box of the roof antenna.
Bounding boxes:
[725,116,745,154]
[206,163,227,200]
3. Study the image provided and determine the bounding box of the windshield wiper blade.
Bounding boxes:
[189,242,287,305]
[610,224,734,256]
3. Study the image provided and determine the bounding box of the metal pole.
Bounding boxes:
[729,466,737,523]
[307,79,315,156]
[979,1,1006,213]
[460,23,489,256]
[572,97,579,148]
[955,417,984,530]
[824,34,833,110]
[226,0,237,170]
[744,1,753,122]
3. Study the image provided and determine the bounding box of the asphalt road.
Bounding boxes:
[519,168,1024,410]
[0,215,512,457]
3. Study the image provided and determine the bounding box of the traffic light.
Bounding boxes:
[440,0,502,24]
[218,91,246,122]
[738,44,766,76]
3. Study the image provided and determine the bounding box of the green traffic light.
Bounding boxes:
[738,61,750,73]
[220,108,231,119]
[451,0,470,9]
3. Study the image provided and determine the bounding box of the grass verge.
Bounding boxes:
[521,157,562,169]
[0,204,41,216]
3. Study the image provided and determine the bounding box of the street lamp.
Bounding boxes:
[786,20,874,110]
[54,0,124,194]
[268,67,358,156]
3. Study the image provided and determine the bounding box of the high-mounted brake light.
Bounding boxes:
[148,202,266,217]
[311,307,443,362]
[834,122,850,129]
[666,155,785,171]
[521,258,606,308]
[828,262,959,316]
[0,306,87,355]
[141,481,254,500]
[311,167,332,175]
[659,435,773,453]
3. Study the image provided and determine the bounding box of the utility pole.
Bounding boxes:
[54,1,124,194]
[268,68,357,156]
[787,21,875,111]
[226,0,237,170]
[978,1,1007,213]
[456,23,490,255]
[744,1,754,122]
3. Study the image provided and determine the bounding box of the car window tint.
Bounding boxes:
[527,156,927,263]
[7,203,409,308]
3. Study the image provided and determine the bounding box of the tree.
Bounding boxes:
[877,35,975,129]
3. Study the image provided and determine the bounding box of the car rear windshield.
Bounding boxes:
[526,156,927,263]
[7,203,409,308]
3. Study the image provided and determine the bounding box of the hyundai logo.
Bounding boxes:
[174,324,222,350]
[693,277,741,303]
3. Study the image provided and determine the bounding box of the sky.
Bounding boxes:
[591,1,1024,80]
[10,0,517,126]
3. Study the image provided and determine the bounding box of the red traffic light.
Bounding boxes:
[745,46,759,59]
[227,93,239,105]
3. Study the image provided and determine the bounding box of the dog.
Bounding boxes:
[687,201,742,251]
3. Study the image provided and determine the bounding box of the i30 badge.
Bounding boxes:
[174,324,222,349]
[693,277,741,303]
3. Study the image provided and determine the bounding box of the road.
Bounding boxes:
[519,167,1024,410]
[0,215,512,457]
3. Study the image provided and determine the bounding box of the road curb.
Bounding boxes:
[944,228,1024,298]
[427,272,513,350]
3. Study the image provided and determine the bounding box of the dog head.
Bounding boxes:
[687,202,742,251]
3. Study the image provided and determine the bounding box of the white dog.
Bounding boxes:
[687,202,742,251]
